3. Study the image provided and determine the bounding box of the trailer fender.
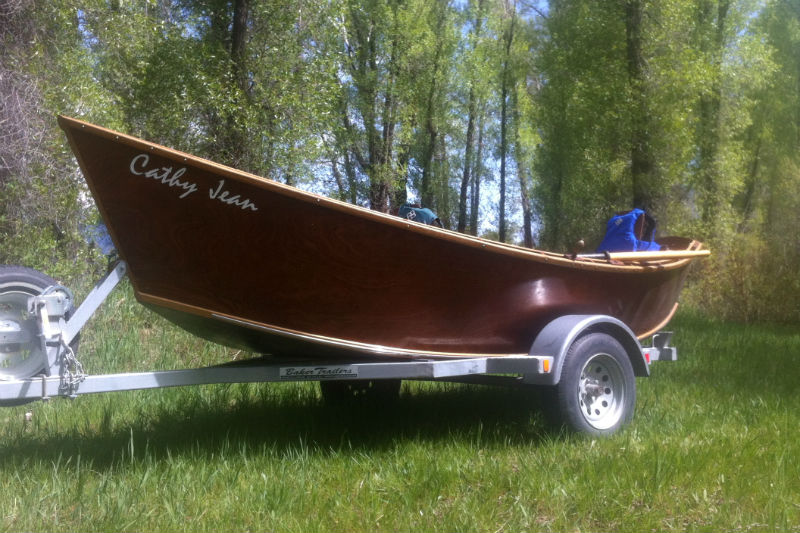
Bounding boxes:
[523,315,649,386]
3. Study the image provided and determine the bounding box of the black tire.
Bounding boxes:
[554,333,636,435]
[319,379,402,404]
[0,265,76,382]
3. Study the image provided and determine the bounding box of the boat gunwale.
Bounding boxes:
[58,115,703,274]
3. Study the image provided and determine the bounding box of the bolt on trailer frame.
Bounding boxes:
[0,261,679,434]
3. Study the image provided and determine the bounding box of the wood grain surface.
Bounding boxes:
[59,116,704,358]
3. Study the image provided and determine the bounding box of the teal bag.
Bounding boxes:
[398,204,442,227]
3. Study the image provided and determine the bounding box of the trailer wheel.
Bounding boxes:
[0,266,75,384]
[555,333,635,435]
[319,379,401,404]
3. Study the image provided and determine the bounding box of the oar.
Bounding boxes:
[573,249,711,262]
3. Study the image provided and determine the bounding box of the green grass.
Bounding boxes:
[1,283,799,531]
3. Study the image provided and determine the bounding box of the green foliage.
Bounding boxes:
[686,0,800,324]
[80,0,342,185]
[529,0,800,325]
[1,0,799,323]
[0,0,111,281]
[684,232,800,323]
[533,1,632,249]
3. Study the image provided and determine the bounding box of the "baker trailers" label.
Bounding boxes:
[279,365,359,381]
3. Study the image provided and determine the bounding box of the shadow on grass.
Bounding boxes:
[0,382,559,467]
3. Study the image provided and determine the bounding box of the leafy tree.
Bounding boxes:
[456,0,485,234]
[700,0,800,323]
[1,0,798,325]
[0,0,111,277]
[534,0,631,250]
[336,0,412,212]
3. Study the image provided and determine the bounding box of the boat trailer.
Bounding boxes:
[0,262,678,435]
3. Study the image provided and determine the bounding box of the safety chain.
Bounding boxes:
[58,338,86,397]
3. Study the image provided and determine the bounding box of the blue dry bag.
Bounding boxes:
[596,209,661,252]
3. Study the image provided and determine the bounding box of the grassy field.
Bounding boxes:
[1,281,799,531]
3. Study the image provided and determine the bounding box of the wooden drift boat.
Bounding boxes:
[59,116,708,361]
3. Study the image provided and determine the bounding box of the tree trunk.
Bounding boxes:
[458,86,476,233]
[420,87,439,209]
[498,0,516,243]
[420,3,447,210]
[231,0,250,96]
[696,0,729,227]
[625,0,654,214]
[512,88,533,247]
[459,0,485,234]
[469,114,484,236]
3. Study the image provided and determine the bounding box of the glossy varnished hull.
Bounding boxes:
[59,116,702,359]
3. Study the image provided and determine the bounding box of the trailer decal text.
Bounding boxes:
[279,366,359,381]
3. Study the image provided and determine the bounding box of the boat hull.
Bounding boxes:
[59,116,700,359]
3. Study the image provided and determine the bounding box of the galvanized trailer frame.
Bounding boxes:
[0,262,678,434]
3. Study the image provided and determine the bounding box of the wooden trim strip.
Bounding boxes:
[636,302,680,340]
[602,250,710,262]
[212,314,528,360]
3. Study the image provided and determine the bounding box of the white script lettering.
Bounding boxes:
[209,179,258,211]
[129,154,198,199]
